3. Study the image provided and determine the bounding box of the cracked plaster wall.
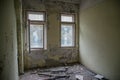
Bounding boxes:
[22,0,80,69]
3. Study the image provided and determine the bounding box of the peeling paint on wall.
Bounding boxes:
[24,48,79,69]
[14,0,24,74]
[22,0,79,69]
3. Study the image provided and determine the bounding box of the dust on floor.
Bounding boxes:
[19,64,99,80]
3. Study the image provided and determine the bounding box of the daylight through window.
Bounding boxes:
[27,12,46,49]
[61,14,75,47]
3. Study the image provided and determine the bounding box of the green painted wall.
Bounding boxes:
[14,0,24,74]
[79,0,120,80]
[0,0,18,80]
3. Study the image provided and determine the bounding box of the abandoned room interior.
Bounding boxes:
[0,0,120,80]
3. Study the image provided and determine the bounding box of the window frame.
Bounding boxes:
[29,22,45,49]
[26,11,46,50]
[61,14,75,23]
[27,11,46,22]
[60,13,76,48]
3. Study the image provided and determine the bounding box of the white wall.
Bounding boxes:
[79,0,120,80]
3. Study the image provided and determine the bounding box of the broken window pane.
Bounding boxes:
[61,24,74,47]
[30,24,43,48]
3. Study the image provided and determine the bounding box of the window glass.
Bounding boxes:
[61,24,74,47]
[28,13,44,21]
[30,24,43,48]
[61,14,74,22]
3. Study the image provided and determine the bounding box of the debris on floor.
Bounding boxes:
[75,74,83,80]
[20,64,100,80]
[94,74,108,80]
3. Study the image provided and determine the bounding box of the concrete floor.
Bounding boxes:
[19,64,99,80]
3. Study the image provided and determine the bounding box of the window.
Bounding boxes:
[30,24,43,48]
[27,11,46,49]
[28,12,45,21]
[61,14,74,22]
[61,14,75,47]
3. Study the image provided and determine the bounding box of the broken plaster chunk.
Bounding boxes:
[75,74,83,80]
[94,74,104,79]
